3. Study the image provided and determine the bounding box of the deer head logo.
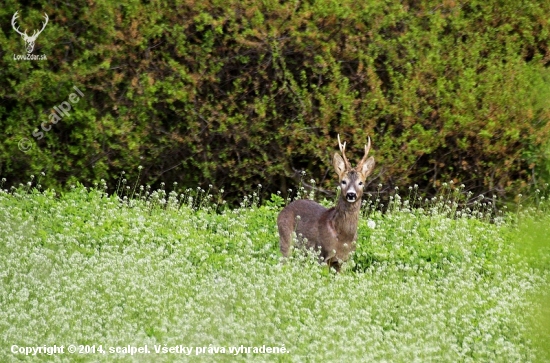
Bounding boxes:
[11,11,49,54]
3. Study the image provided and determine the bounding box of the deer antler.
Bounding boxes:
[32,13,49,39]
[337,134,351,170]
[11,12,49,39]
[11,11,28,38]
[358,136,372,167]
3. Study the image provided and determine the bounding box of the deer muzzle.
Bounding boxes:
[345,191,357,203]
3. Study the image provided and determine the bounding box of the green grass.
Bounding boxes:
[0,184,548,362]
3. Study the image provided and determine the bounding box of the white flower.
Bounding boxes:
[367,219,376,229]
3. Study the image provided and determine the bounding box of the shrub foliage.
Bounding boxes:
[1,0,550,200]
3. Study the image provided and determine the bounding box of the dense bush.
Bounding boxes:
[1,0,550,201]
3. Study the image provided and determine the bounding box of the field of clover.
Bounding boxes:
[0,177,549,362]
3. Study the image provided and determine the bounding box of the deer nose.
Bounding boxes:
[346,192,357,202]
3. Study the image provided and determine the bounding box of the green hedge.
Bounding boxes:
[1,0,550,201]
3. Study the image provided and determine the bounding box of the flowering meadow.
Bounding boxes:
[0,181,549,362]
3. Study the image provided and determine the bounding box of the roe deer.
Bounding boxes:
[277,135,375,272]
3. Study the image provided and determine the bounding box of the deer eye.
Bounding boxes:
[341,180,347,185]
[359,182,363,186]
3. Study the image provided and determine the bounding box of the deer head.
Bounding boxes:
[12,11,49,54]
[332,134,375,203]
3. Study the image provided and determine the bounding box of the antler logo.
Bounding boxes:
[11,11,49,54]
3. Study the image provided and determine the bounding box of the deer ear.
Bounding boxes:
[333,153,347,177]
[360,157,375,178]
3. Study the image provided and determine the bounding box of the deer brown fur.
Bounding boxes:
[277,135,375,271]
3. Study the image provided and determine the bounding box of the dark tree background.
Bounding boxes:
[1,0,550,202]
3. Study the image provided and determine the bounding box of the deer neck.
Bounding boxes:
[331,197,361,241]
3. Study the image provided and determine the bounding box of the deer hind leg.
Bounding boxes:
[277,213,294,258]
[325,257,342,273]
